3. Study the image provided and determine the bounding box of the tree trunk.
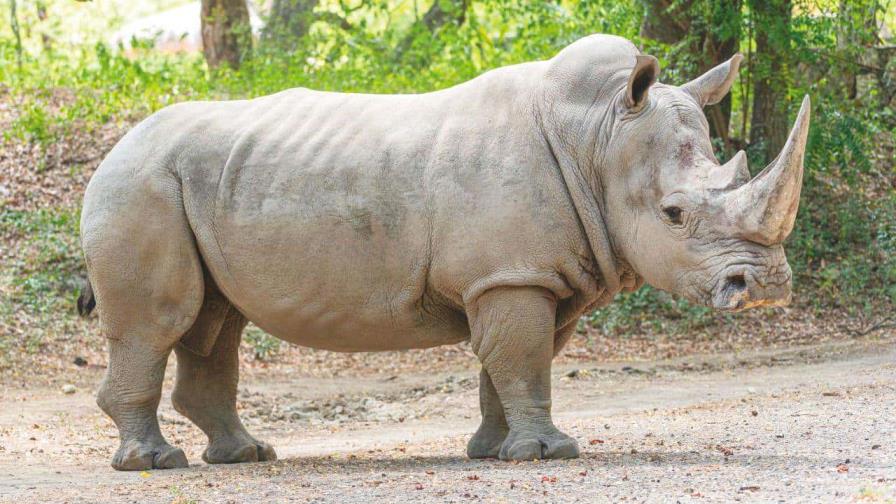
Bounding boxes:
[201,0,251,69]
[748,0,792,165]
[9,0,22,70]
[420,0,468,32]
[872,46,896,107]
[836,0,880,99]
[36,0,53,51]
[639,0,741,148]
[639,0,690,44]
[263,0,319,47]
[395,0,468,62]
[700,3,741,147]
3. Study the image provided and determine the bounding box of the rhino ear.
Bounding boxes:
[624,55,660,111]
[682,53,744,106]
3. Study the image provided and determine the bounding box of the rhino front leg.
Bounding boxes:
[466,369,509,458]
[468,286,580,461]
[172,308,276,465]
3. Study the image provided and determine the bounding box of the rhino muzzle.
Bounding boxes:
[711,265,793,311]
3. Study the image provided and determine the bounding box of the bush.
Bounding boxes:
[1,0,892,340]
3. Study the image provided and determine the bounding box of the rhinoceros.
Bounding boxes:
[79,34,810,470]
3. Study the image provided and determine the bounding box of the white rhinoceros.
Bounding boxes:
[79,34,810,470]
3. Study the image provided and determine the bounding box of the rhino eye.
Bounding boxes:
[663,206,683,225]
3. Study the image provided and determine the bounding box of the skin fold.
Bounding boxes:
[79,34,809,470]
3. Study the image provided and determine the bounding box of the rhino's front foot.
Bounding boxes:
[467,423,509,458]
[112,439,188,471]
[203,436,277,464]
[498,427,580,461]
[468,287,579,462]
[467,369,510,459]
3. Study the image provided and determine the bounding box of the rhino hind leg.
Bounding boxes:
[97,340,189,470]
[467,369,509,458]
[468,286,580,461]
[172,296,277,465]
[85,180,205,471]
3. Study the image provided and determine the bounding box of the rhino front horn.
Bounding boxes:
[728,95,811,246]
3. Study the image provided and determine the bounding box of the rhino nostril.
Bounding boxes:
[726,274,747,292]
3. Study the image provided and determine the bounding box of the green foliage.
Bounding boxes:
[5,97,53,146]
[244,326,282,360]
[0,207,82,315]
[583,287,721,337]
[0,0,893,340]
[0,205,83,354]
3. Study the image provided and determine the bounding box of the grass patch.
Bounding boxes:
[0,207,83,313]
[0,207,85,355]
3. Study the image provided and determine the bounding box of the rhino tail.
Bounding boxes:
[77,278,96,317]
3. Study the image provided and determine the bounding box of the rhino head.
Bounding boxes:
[541,36,810,311]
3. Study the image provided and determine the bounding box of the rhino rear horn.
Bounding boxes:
[727,95,811,246]
[682,53,744,106]
[710,149,751,189]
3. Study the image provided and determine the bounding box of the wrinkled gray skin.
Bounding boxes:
[80,35,810,470]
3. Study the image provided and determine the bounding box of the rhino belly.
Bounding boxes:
[194,169,468,352]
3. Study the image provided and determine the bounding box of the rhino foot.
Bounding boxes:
[498,428,580,461]
[203,437,277,464]
[467,424,509,459]
[112,439,188,471]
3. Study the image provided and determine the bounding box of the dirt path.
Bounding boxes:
[1,339,894,503]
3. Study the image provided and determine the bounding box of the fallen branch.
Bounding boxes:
[849,316,896,337]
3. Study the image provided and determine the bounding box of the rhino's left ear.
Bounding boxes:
[624,55,660,111]
[682,53,744,106]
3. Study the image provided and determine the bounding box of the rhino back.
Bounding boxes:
[172,64,594,351]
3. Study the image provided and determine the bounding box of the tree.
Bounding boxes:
[263,0,319,48]
[418,0,468,32]
[639,0,742,149]
[834,0,882,100]
[395,0,469,63]
[747,0,792,164]
[9,0,22,70]
[201,0,252,69]
[35,0,52,51]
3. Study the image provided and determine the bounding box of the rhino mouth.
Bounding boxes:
[709,269,792,312]
[713,273,750,311]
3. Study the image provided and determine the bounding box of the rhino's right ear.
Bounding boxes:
[682,53,744,106]
[624,55,660,111]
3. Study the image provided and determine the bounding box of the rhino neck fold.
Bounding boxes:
[535,110,624,306]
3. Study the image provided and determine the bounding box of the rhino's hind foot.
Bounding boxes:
[466,424,509,459]
[112,439,188,471]
[498,428,580,461]
[171,308,277,464]
[203,436,277,464]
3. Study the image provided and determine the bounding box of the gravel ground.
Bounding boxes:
[1,337,894,503]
